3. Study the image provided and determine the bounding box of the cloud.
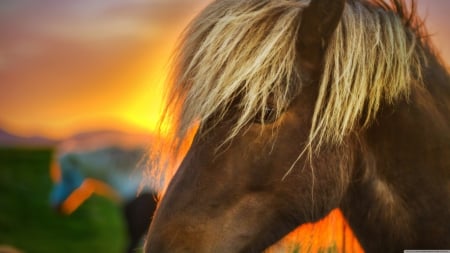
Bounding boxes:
[0,0,210,87]
[0,0,210,137]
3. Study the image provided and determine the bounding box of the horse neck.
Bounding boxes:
[340,51,450,252]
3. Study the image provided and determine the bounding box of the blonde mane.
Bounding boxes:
[150,0,427,191]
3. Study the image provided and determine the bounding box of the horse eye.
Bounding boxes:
[254,107,278,124]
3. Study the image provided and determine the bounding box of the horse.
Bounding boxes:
[50,146,158,253]
[145,0,450,252]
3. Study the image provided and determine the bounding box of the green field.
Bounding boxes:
[0,148,126,253]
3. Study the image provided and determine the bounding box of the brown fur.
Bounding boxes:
[145,0,450,252]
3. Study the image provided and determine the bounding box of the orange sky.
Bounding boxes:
[0,0,449,139]
[0,0,210,138]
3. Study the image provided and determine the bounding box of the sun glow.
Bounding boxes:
[119,72,173,138]
[0,1,195,140]
[268,209,364,253]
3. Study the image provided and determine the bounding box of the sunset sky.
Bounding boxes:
[0,0,449,139]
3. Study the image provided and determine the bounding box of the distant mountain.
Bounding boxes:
[0,128,154,149]
[0,129,58,147]
[56,129,154,154]
[68,129,149,140]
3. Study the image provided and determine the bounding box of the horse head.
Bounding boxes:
[146,0,450,252]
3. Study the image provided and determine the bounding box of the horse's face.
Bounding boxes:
[146,0,347,252]
[148,92,351,253]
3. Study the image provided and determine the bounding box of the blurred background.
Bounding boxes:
[0,0,448,253]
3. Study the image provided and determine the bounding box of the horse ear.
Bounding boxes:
[297,0,345,71]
